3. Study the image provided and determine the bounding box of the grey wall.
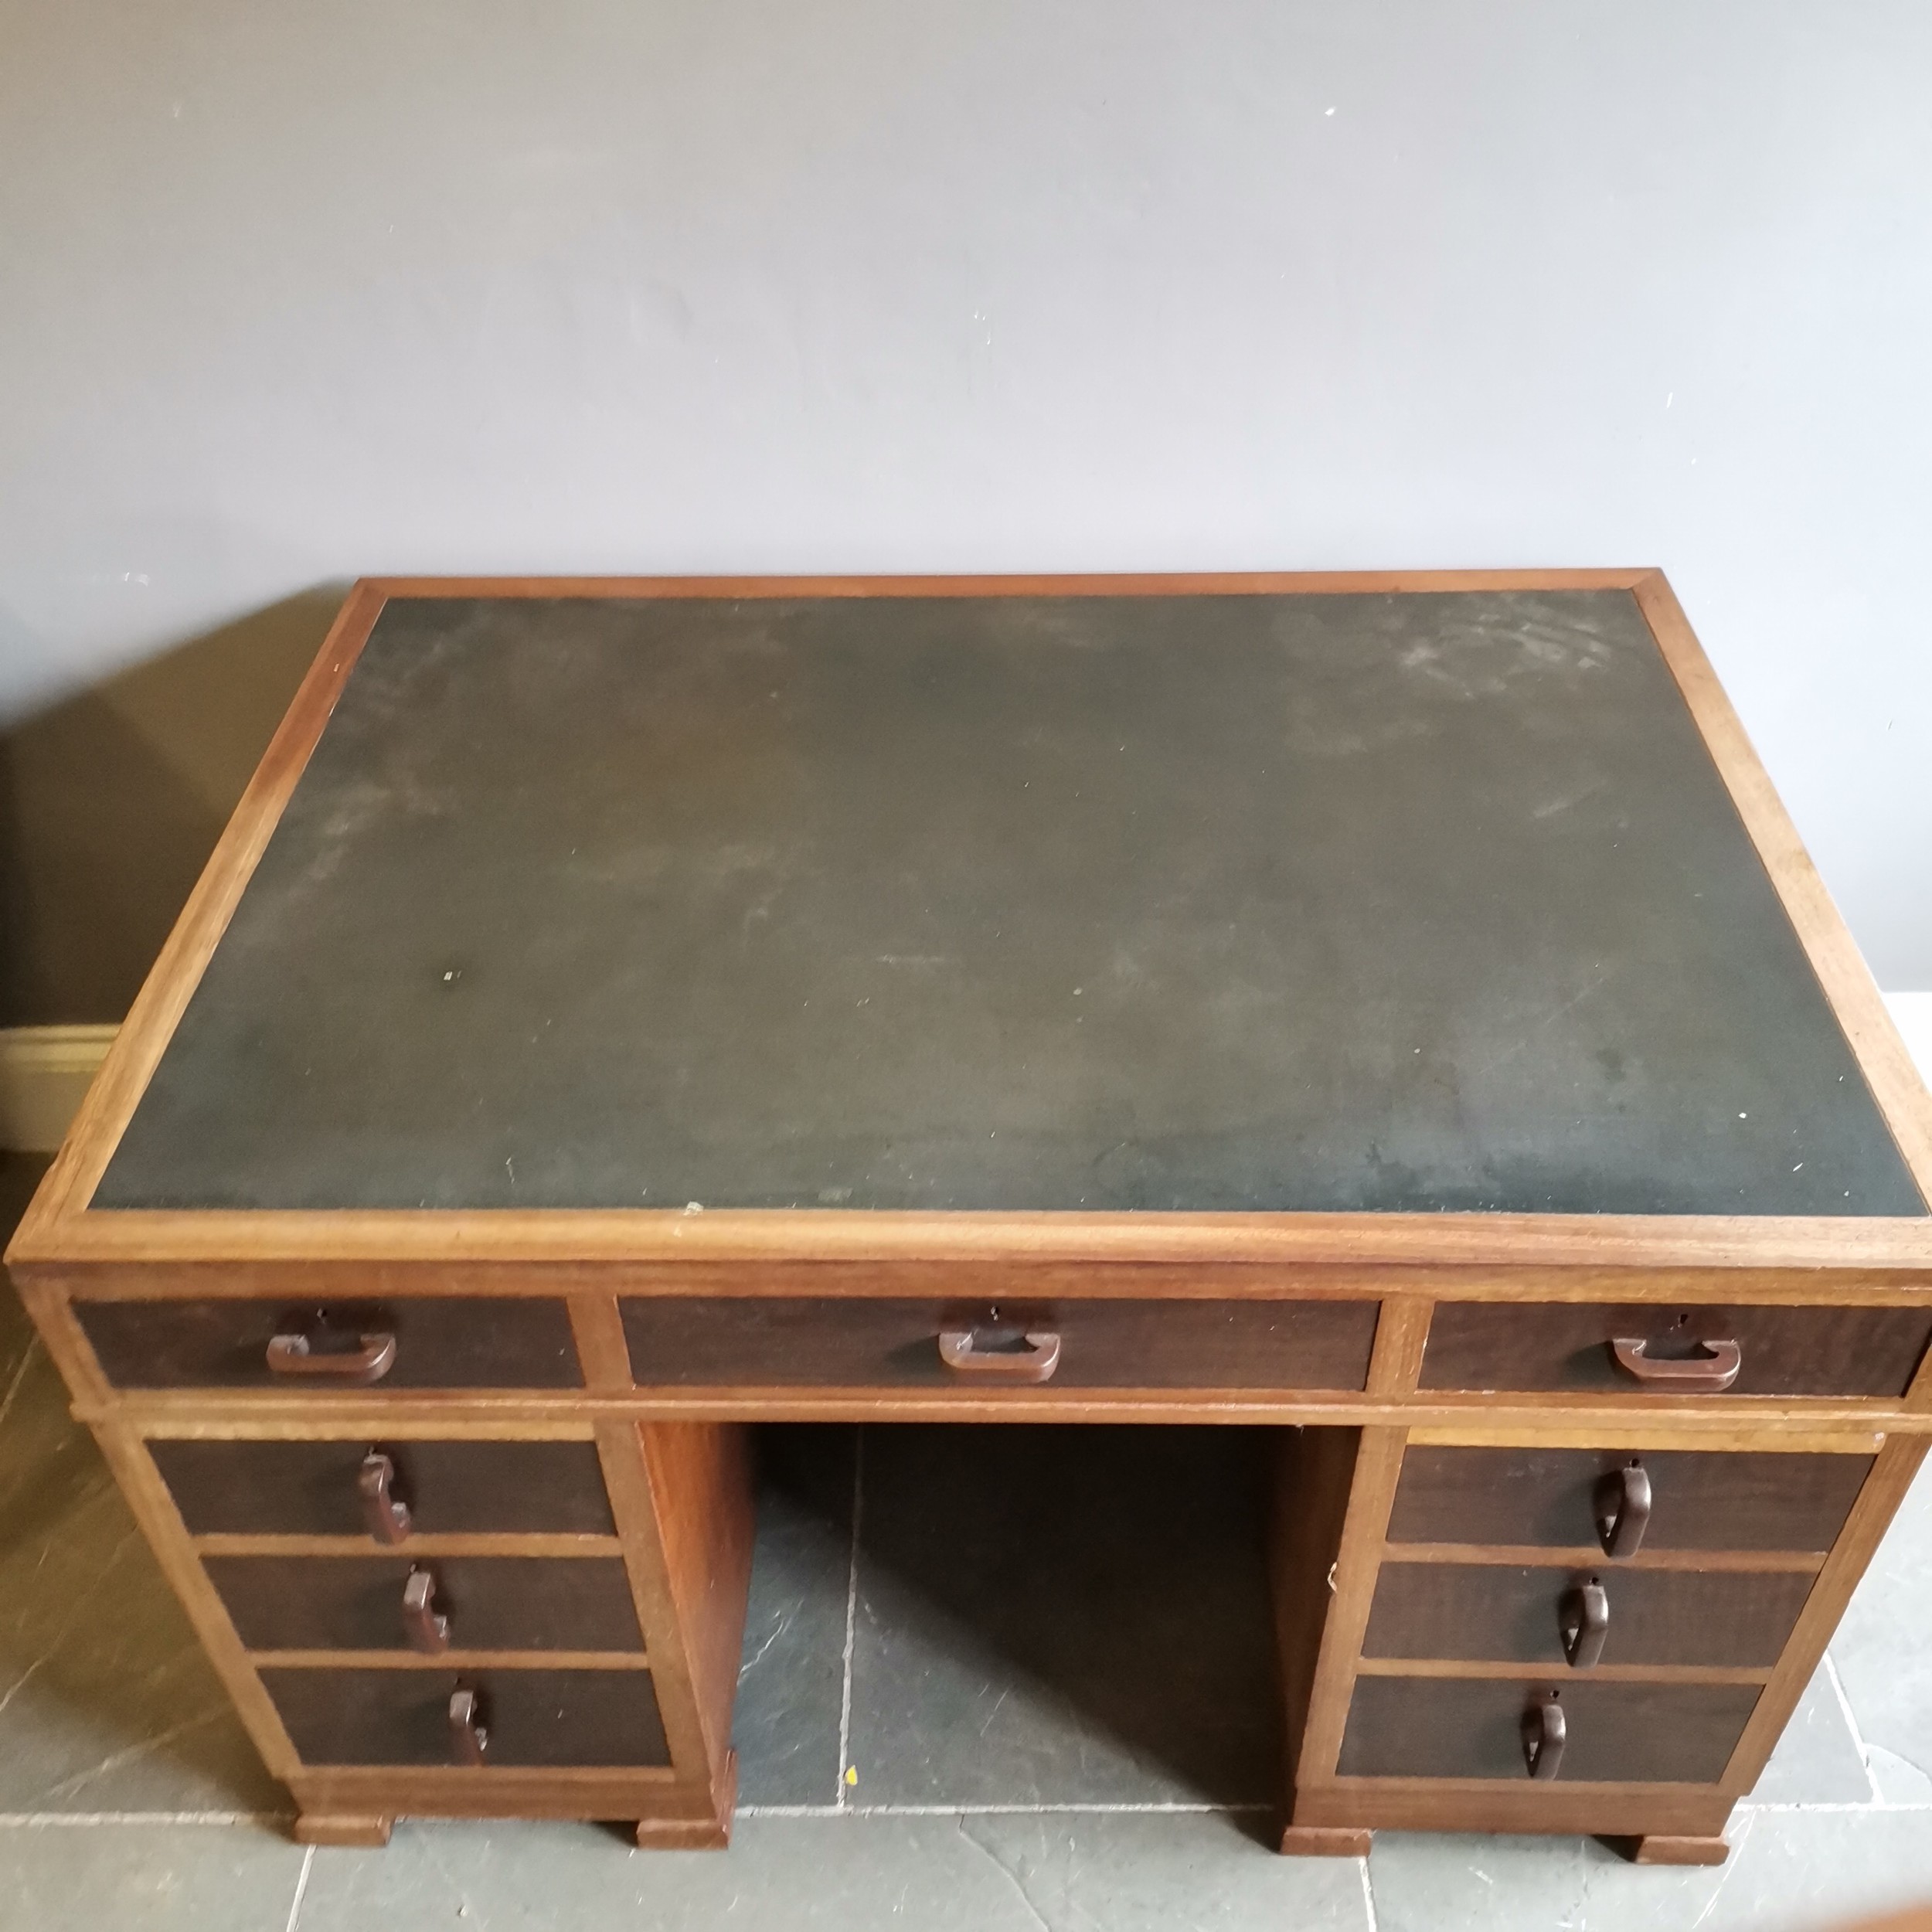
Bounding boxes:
[2,0,1930,1012]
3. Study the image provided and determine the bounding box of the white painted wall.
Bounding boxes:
[1892,996,1932,1084]
[2,0,1928,980]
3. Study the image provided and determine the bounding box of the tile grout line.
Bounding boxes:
[1738,1800,1932,1815]
[835,1427,865,1812]
[0,1333,39,1437]
[1822,1651,1883,1803]
[741,1801,1277,1819]
[281,1844,314,1932]
[13,1794,1932,1830]
[1359,1852,1379,1932]
[11,1794,1932,1831]
[1688,1808,1754,1931]
[0,1812,292,1827]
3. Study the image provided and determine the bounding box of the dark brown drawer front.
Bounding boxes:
[1362,1562,1813,1668]
[152,1439,617,1537]
[76,1297,581,1391]
[1387,1447,1871,1554]
[1339,1677,1759,1783]
[621,1297,1378,1389]
[261,1667,669,1767]
[208,1556,641,1653]
[1420,1302,1932,1398]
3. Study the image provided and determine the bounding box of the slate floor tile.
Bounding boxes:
[845,1425,1280,1807]
[733,1426,855,1806]
[954,1810,1370,1932]
[1832,1458,1932,1804]
[1696,1810,1932,1932]
[0,1221,281,1817]
[0,1821,304,1930]
[1746,1662,1876,1807]
[1367,1826,1737,1932]
[297,1815,1077,1932]
[296,1811,1369,1932]
[1369,1808,1932,1932]
[0,1158,48,1393]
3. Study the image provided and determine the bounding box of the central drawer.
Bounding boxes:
[260,1667,671,1768]
[207,1556,642,1653]
[620,1296,1379,1389]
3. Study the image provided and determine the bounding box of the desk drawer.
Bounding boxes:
[620,1296,1379,1390]
[260,1667,670,1768]
[1420,1302,1932,1399]
[151,1439,617,1538]
[1362,1562,1813,1669]
[209,1556,641,1654]
[1339,1676,1758,1783]
[1386,1447,1871,1554]
[75,1297,581,1392]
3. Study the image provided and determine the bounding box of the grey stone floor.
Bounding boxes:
[3,1150,1932,1930]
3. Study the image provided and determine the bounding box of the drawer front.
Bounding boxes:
[621,1297,1379,1390]
[1339,1677,1759,1783]
[76,1297,581,1391]
[1420,1302,1932,1399]
[1362,1562,1813,1668]
[1387,1446,1871,1554]
[207,1556,641,1653]
[152,1439,617,1537]
[260,1667,669,1767]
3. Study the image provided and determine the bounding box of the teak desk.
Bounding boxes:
[11,573,1932,1865]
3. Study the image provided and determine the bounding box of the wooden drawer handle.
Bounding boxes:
[358,1451,413,1544]
[403,1567,450,1654]
[448,1686,488,1765]
[1521,1692,1566,1780]
[267,1324,397,1383]
[938,1327,1062,1383]
[1608,1335,1740,1393]
[1559,1578,1610,1668]
[1593,1461,1651,1557]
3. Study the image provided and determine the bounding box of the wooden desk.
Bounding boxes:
[10,572,1931,1866]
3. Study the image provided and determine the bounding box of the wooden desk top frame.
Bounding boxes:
[12,570,1932,1287]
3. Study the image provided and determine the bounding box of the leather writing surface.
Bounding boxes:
[96,590,1924,1215]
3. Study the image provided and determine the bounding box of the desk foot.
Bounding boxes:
[294,1812,393,1848]
[1281,1825,1372,1858]
[635,1753,736,1849]
[635,1815,730,1850]
[1603,1835,1730,1866]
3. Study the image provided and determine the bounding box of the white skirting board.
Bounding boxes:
[1,1003,1931,1158]
[0,1026,117,1154]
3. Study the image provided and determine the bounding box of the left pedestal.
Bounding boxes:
[11,1274,757,1852]
[98,1414,755,1848]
